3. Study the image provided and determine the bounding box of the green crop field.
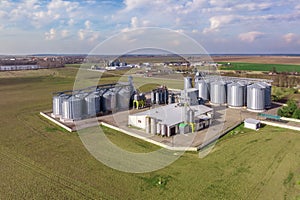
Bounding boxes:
[219,62,300,72]
[1,67,300,199]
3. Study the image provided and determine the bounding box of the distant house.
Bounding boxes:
[244,118,260,130]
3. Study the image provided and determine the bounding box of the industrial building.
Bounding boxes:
[128,76,213,137]
[0,65,45,71]
[128,103,213,137]
[244,118,261,130]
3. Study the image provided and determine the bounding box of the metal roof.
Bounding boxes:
[131,103,213,127]
[244,118,260,124]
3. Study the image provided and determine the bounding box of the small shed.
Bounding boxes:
[179,123,190,134]
[244,118,260,130]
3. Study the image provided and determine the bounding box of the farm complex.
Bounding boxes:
[41,66,293,151]
[1,55,300,199]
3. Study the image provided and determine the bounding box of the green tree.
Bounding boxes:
[292,109,300,119]
[277,108,283,116]
[277,99,298,118]
[287,100,297,116]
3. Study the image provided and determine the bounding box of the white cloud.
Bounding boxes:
[234,3,272,11]
[45,28,56,40]
[131,17,138,29]
[78,29,86,40]
[283,33,298,43]
[1,0,300,54]
[203,15,237,33]
[78,29,99,42]
[123,0,152,11]
[61,29,69,38]
[121,16,151,32]
[0,10,7,18]
[47,0,78,12]
[89,32,100,42]
[209,0,233,7]
[238,31,265,42]
[85,20,91,29]
[68,18,75,26]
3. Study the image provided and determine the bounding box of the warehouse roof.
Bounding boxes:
[131,103,213,127]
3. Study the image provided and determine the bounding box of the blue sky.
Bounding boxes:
[0,0,300,54]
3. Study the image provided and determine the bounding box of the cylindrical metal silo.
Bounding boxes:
[257,82,272,109]
[194,73,200,89]
[227,82,246,107]
[85,92,101,117]
[156,123,161,134]
[159,90,163,104]
[185,109,190,123]
[247,84,265,112]
[164,89,168,104]
[184,77,193,90]
[134,93,139,101]
[155,91,159,104]
[62,95,83,120]
[111,92,117,111]
[117,86,131,110]
[150,118,156,134]
[238,81,248,106]
[168,94,174,104]
[102,89,117,112]
[198,80,209,100]
[61,95,71,119]
[188,109,195,123]
[151,91,155,104]
[161,124,167,136]
[145,117,151,134]
[210,81,227,104]
[52,94,67,116]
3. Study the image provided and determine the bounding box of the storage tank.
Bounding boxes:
[210,81,227,104]
[238,81,248,106]
[161,124,167,136]
[257,82,272,108]
[52,94,67,116]
[134,93,139,101]
[168,94,175,104]
[156,123,161,134]
[76,93,88,116]
[227,82,246,107]
[159,90,163,104]
[164,89,168,104]
[150,118,157,134]
[151,91,156,104]
[184,77,193,90]
[145,117,150,134]
[102,89,117,112]
[185,108,190,123]
[188,109,195,123]
[194,72,200,88]
[155,91,159,104]
[198,80,209,100]
[85,92,101,117]
[62,95,83,120]
[117,86,131,110]
[247,84,265,112]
